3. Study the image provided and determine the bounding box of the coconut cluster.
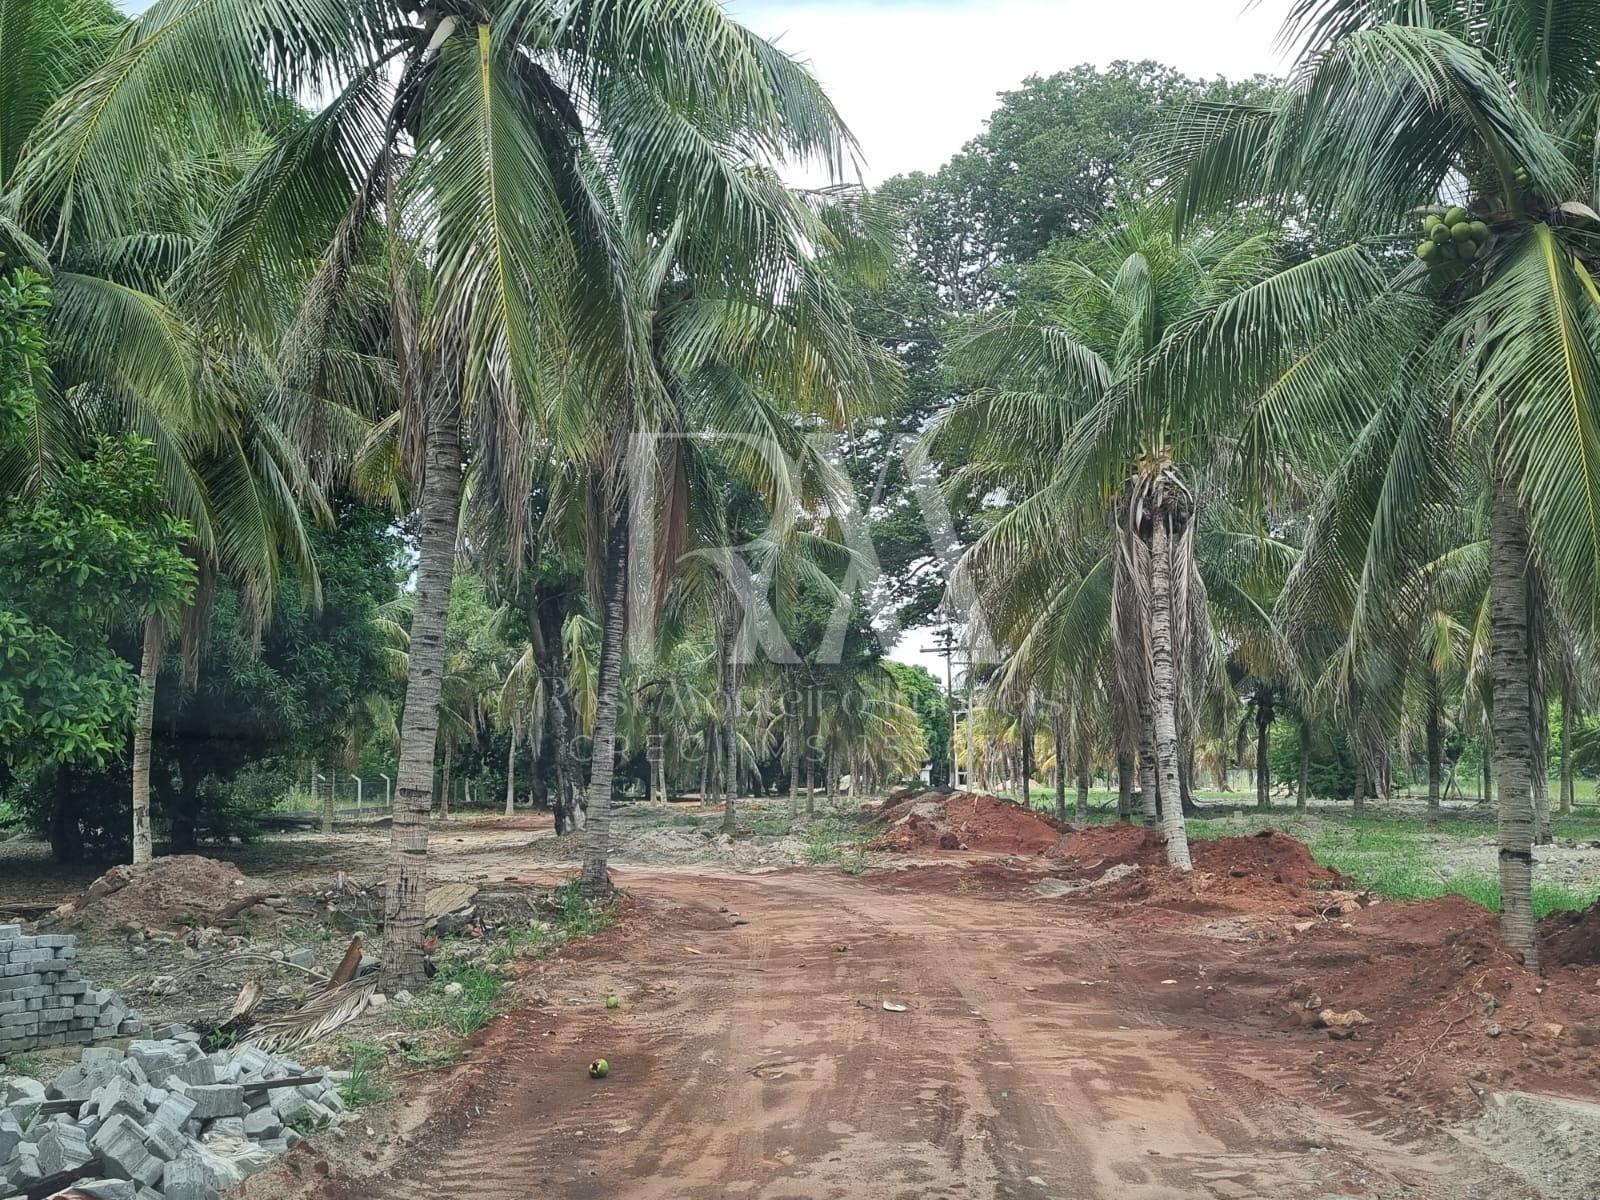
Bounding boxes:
[1416,206,1490,265]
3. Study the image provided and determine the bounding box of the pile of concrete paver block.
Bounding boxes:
[0,926,141,1056]
[1,1033,347,1199]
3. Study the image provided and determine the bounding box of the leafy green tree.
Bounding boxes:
[884,660,948,785]
[0,435,194,784]
[939,210,1323,866]
[0,266,195,854]
[148,502,401,850]
[882,62,1276,309]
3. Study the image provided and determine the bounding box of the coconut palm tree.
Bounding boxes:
[935,210,1326,866]
[27,0,865,983]
[572,193,892,890]
[1162,0,1600,963]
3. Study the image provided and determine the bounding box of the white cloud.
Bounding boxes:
[733,0,1291,184]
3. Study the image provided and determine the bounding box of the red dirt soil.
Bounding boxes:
[44,854,268,933]
[1247,893,1600,1116]
[1539,895,1600,967]
[868,789,1069,854]
[1043,825,1350,913]
[295,860,1600,1200]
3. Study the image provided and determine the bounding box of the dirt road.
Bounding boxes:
[323,863,1551,1200]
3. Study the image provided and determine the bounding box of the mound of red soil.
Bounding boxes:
[46,855,268,933]
[1263,894,1600,1113]
[1047,826,1345,910]
[1539,896,1600,967]
[868,790,1068,855]
[1191,830,1344,892]
[1046,822,1152,864]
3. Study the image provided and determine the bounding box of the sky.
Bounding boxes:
[733,0,1292,185]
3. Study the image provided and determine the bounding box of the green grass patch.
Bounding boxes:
[743,811,792,836]
[337,1037,392,1108]
[484,882,619,966]
[549,881,618,939]
[0,1051,42,1077]
[621,805,712,830]
[803,817,869,873]
[399,961,506,1040]
[398,1039,462,1069]
[1282,818,1600,918]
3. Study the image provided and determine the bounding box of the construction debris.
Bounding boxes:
[0,925,141,1056]
[242,977,378,1056]
[0,1034,346,1199]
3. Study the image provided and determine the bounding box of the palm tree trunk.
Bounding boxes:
[380,400,461,993]
[440,744,451,819]
[1137,700,1159,838]
[1426,688,1442,827]
[1489,472,1538,968]
[720,603,741,834]
[722,697,739,832]
[1255,690,1272,811]
[1075,741,1089,830]
[1180,741,1198,816]
[529,707,543,809]
[1297,720,1310,812]
[1116,750,1133,824]
[130,616,162,865]
[1149,510,1193,870]
[1019,713,1032,810]
[504,720,517,816]
[787,700,801,816]
[699,719,712,804]
[1053,720,1068,823]
[1482,695,1494,806]
[1561,681,1574,815]
[579,508,630,898]
[535,589,581,833]
[804,737,816,818]
[1531,662,1552,845]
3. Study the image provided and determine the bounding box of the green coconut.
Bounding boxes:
[1430,225,1453,245]
[605,994,620,1009]
[589,1058,610,1078]
[1458,239,1479,261]
[1444,206,1466,226]
[1423,214,1444,231]
[1469,220,1490,240]
[1451,221,1474,242]
[1417,241,1439,262]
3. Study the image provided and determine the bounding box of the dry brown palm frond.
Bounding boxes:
[243,976,377,1056]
